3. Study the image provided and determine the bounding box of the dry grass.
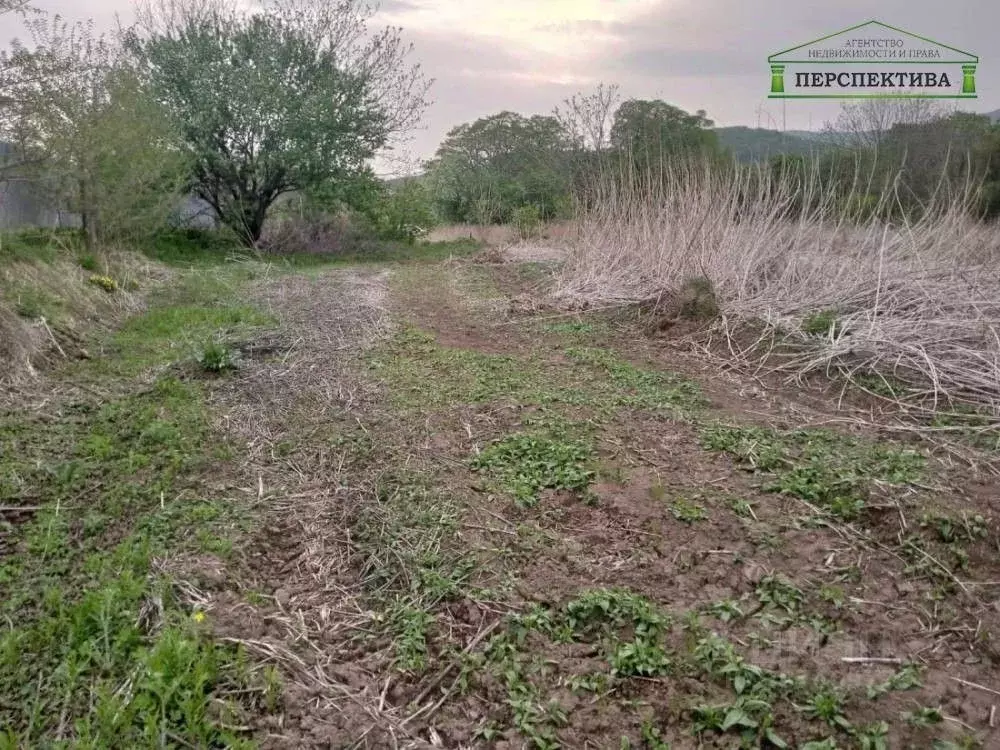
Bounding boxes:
[552,163,1000,414]
[0,247,168,388]
[426,220,577,247]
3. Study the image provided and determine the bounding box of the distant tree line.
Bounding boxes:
[769,101,1000,221]
[422,86,725,225]
[421,89,1000,226]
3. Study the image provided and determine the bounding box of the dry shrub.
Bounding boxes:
[554,162,1000,412]
[259,213,381,256]
[424,223,515,245]
[0,305,37,378]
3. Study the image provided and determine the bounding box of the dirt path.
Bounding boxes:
[195,257,1000,750]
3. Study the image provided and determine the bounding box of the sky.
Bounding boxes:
[5,0,997,174]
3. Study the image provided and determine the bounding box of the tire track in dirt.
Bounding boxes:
[160,268,443,748]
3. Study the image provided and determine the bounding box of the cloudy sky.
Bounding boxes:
[7,0,997,173]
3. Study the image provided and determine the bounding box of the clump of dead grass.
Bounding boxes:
[0,244,167,386]
[553,162,1000,415]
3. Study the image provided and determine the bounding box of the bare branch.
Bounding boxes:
[554,82,621,153]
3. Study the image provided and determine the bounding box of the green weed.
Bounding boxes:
[389,602,435,674]
[801,686,852,731]
[0,376,265,746]
[691,697,788,748]
[78,253,100,272]
[543,321,596,335]
[729,497,757,519]
[0,250,276,747]
[755,575,805,614]
[853,373,911,399]
[903,706,943,727]
[706,599,744,623]
[197,340,241,373]
[866,663,923,699]
[668,497,708,524]
[855,721,890,750]
[107,302,273,376]
[10,285,63,320]
[0,228,79,263]
[564,347,705,411]
[920,512,989,545]
[700,424,923,520]
[802,309,841,337]
[471,431,595,506]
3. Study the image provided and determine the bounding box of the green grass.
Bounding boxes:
[563,346,706,411]
[0,248,276,747]
[369,326,542,409]
[101,279,275,376]
[369,329,705,423]
[9,283,65,321]
[0,228,82,264]
[802,309,841,337]
[699,424,923,520]
[0,376,270,747]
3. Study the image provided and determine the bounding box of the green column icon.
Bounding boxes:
[770,64,785,94]
[962,64,977,94]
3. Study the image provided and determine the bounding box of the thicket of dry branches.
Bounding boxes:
[553,162,1000,414]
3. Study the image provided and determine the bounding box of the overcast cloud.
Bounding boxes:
[6,0,996,173]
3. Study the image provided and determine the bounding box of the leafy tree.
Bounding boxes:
[1,11,188,247]
[129,0,429,246]
[425,111,572,223]
[818,106,1000,220]
[610,99,718,168]
[373,178,436,244]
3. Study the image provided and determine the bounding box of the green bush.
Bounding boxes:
[981,180,1000,220]
[78,253,100,272]
[373,180,437,244]
[512,205,542,240]
[197,341,240,373]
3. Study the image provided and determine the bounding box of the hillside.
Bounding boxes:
[715,126,827,162]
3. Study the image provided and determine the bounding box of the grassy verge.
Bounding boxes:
[142,229,481,269]
[0,249,279,748]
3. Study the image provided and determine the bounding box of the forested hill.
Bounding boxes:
[714,126,828,162]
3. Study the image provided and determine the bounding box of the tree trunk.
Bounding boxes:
[79,177,98,252]
[216,194,271,248]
